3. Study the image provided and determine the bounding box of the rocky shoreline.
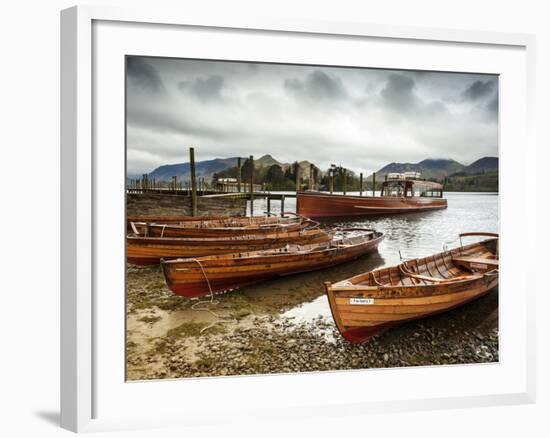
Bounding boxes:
[126,265,499,380]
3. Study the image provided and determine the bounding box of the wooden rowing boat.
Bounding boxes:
[325,232,498,343]
[129,217,311,238]
[296,176,447,218]
[127,228,331,265]
[161,229,384,298]
[126,214,304,234]
[127,214,229,224]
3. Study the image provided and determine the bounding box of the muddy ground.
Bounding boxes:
[126,257,498,381]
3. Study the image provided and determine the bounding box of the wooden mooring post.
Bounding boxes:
[189,147,198,216]
[343,169,347,195]
[237,157,242,193]
[309,163,314,191]
[295,162,300,192]
[372,172,376,197]
[280,195,285,217]
[329,169,334,194]
[360,172,363,196]
[249,155,254,216]
[267,196,271,215]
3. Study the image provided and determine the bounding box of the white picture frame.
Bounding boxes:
[60,5,536,433]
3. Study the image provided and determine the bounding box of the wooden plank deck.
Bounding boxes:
[201,192,297,199]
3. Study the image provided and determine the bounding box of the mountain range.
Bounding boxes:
[142,154,318,182]
[371,157,498,181]
[132,154,498,184]
[143,157,244,182]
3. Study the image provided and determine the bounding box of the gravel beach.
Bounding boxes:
[126,261,498,381]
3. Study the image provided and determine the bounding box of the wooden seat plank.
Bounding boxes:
[452,256,499,267]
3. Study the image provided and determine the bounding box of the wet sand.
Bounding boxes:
[126,253,498,380]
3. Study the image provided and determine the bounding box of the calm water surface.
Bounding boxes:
[245,192,499,322]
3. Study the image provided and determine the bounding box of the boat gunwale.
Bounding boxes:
[296,190,447,201]
[330,237,498,288]
[161,230,384,266]
[126,228,329,245]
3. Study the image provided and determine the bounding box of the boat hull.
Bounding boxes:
[327,276,498,343]
[126,215,302,234]
[296,191,447,218]
[325,236,498,343]
[127,229,331,265]
[137,221,305,238]
[162,233,383,297]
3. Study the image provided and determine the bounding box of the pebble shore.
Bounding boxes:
[126,264,499,380]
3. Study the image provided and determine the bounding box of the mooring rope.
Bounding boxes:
[189,258,236,334]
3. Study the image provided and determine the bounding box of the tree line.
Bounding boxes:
[213,160,498,192]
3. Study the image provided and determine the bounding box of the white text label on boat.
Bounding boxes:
[350,298,374,305]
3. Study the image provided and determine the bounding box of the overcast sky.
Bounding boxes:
[126,56,498,175]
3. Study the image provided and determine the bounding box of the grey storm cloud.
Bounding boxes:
[178,75,226,102]
[125,57,498,175]
[380,73,417,112]
[486,95,499,113]
[379,73,450,121]
[127,104,226,140]
[284,70,347,100]
[462,80,495,101]
[126,57,164,93]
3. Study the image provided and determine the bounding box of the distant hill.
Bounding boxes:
[296,160,320,176]
[254,155,319,176]
[144,154,290,183]
[462,157,498,175]
[147,157,244,182]
[130,154,498,192]
[372,158,465,180]
[444,171,498,192]
[245,155,321,175]
[255,154,284,168]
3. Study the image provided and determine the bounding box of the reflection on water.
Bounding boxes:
[246,192,499,325]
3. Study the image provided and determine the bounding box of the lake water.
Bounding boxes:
[245,192,499,323]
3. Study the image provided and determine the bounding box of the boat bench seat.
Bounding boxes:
[402,272,450,283]
[452,256,499,268]
[403,271,478,283]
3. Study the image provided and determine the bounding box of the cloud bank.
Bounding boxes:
[126,57,498,175]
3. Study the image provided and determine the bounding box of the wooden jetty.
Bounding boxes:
[128,150,296,217]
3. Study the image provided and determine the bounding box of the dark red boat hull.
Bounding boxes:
[297,191,447,218]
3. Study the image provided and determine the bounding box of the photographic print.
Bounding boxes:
[125,56,499,380]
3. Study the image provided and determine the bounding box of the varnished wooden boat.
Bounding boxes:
[127,228,331,265]
[161,229,384,298]
[296,176,447,218]
[129,217,312,238]
[127,214,229,224]
[325,232,498,343]
[126,214,304,234]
